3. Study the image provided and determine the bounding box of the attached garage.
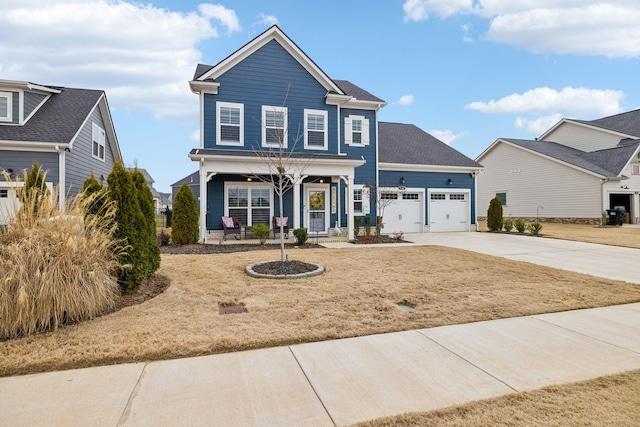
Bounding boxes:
[0,186,19,225]
[428,190,470,232]
[380,190,424,233]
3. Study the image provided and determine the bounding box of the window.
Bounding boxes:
[344,115,370,146]
[380,192,398,200]
[349,185,369,215]
[403,193,420,200]
[0,189,7,198]
[0,91,13,122]
[262,106,287,148]
[92,123,106,161]
[450,194,466,200]
[430,193,446,200]
[633,164,639,175]
[495,192,507,205]
[226,184,271,227]
[304,109,327,150]
[353,188,363,214]
[216,102,243,146]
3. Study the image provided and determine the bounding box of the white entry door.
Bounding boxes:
[306,185,329,235]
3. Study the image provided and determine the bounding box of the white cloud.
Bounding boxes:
[396,94,415,106]
[462,23,474,43]
[403,1,640,57]
[465,86,625,117]
[0,1,241,121]
[256,13,279,26]
[430,129,469,145]
[190,129,201,142]
[515,113,563,134]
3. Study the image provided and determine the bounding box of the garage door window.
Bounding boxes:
[403,193,419,200]
[430,193,446,200]
[450,194,465,200]
[381,193,398,200]
[0,189,7,198]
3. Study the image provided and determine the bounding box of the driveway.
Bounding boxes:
[405,232,640,285]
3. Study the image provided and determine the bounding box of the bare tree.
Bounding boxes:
[248,88,314,262]
[367,184,400,241]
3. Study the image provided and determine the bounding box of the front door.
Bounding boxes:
[306,185,329,235]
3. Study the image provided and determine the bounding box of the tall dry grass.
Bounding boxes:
[0,172,122,339]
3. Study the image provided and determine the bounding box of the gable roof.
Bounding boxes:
[498,138,639,177]
[171,171,200,187]
[378,122,481,169]
[192,25,343,95]
[333,80,385,104]
[576,108,640,137]
[0,82,122,162]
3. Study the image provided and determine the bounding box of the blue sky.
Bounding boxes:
[2,1,639,192]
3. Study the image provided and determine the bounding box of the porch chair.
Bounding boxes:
[272,216,289,239]
[221,216,242,240]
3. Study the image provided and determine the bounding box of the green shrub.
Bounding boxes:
[108,163,149,293]
[353,216,361,238]
[131,169,160,275]
[293,227,308,245]
[252,224,270,245]
[82,173,109,217]
[364,215,372,237]
[527,222,543,236]
[375,215,383,237]
[514,218,526,233]
[157,230,170,246]
[503,218,514,232]
[171,183,199,245]
[0,183,121,339]
[487,197,503,231]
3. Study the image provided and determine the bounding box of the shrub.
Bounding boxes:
[0,182,121,339]
[293,227,308,245]
[82,173,109,217]
[375,215,383,238]
[514,218,527,233]
[252,224,270,245]
[527,222,543,236]
[20,162,49,218]
[108,163,149,293]
[157,229,170,246]
[131,169,160,275]
[503,218,514,232]
[171,183,199,245]
[364,215,372,237]
[353,216,361,238]
[487,197,503,231]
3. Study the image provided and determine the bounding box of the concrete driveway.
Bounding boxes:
[402,232,640,285]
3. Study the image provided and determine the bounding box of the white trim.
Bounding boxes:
[216,101,244,147]
[262,105,288,148]
[23,93,51,125]
[379,162,483,174]
[305,183,330,234]
[0,91,13,122]
[91,122,106,161]
[189,81,220,95]
[344,115,369,147]
[223,181,274,227]
[304,109,328,150]
[0,141,69,151]
[539,118,636,141]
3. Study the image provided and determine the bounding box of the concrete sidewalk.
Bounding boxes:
[323,232,640,285]
[2,303,639,426]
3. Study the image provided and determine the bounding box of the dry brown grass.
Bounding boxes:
[1,246,638,377]
[478,220,640,249]
[353,370,640,427]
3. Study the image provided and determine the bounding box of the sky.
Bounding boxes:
[2,0,640,192]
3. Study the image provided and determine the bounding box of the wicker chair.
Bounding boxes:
[272,216,289,239]
[221,216,242,240]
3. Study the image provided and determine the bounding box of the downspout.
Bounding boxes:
[600,178,609,226]
[337,103,342,156]
[472,169,481,231]
[57,146,65,211]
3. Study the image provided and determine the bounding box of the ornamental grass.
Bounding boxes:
[0,173,122,339]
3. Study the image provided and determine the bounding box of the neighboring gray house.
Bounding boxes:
[171,171,200,210]
[476,109,640,224]
[0,79,122,223]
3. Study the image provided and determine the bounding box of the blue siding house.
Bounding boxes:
[0,79,122,223]
[188,26,482,241]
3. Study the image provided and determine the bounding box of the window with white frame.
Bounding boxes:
[349,185,369,215]
[633,164,639,175]
[262,106,287,148]
[0,92,13,122]
[495,192,507,205]
[92,123,106,161]
[304,109,327,150]
[344,115,369,146]
[226,184,271,226]
[216,102,243,146]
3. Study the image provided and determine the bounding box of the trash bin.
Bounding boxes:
[606,208,625,226]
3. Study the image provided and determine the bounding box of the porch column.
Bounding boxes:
[347,175,354,240]
[293,180,301,230]
[199,161,207,243]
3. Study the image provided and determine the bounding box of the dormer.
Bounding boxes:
[0,80,61,126]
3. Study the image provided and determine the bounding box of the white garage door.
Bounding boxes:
[381,191,423,233]
[429,191,470,232]
[0,187,19,225]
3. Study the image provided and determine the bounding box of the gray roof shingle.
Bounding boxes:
[332,80,385,103]
[378,122,481,168]
[502,138,639,177]
[575,109,640,137]
[0,86,103,144]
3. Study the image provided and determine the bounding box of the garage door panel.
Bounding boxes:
[382,192,423,233]
[429,192,469,233]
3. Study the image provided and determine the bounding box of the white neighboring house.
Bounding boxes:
[476,109,640,225]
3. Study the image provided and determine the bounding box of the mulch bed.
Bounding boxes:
[352,235,406,244]
[251,260,319,275]
[115,274,171,310]
[160,242,323,255]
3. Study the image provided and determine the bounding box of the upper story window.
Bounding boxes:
[262,106,288,148]
[0,92,13,122]
[345,115,369,146]
[216,101,244,146]
[92,123,106,161]
[304,109,328,150]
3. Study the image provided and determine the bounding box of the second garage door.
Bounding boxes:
[429,191,470,232]
[381,191,424,233]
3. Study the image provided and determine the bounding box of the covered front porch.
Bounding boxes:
[189,149,365,242]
